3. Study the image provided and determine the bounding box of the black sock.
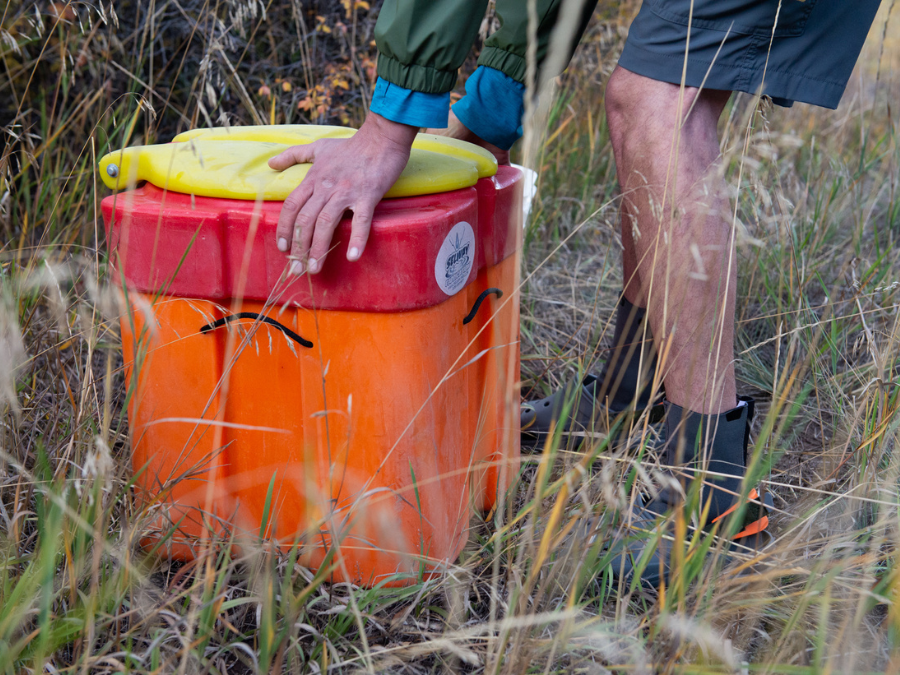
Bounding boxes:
[591,297,658,412]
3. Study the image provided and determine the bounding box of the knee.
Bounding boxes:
[605,67,727,155]
[605,67,682,157]
[604,67,638,155]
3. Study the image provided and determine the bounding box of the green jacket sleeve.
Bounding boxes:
[479,0,598,85]
[375,0,490,94]
[374,0,597,94]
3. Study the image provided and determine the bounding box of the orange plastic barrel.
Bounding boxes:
[100,126,522,586]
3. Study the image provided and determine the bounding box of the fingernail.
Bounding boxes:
[348,247,360,261]
[290,260,304,276]
[308,258,318,273]
[278,238,288,251]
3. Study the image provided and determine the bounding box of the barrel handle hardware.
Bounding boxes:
[463,288,503,325]
[199,312,313,348]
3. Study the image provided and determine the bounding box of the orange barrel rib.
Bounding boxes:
[101,126,522,586]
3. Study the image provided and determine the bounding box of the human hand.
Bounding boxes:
[426,109,510,166]
[269,112,418,275]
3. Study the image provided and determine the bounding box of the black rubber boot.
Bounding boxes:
[662,397,752,515]
[520,298,663,450]
[610,396,773,587]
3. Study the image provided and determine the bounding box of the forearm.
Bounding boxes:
[452,67,526,151]
[373,0,597,152]
[359,111,420,152]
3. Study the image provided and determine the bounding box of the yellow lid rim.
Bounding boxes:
[98,125,499,200]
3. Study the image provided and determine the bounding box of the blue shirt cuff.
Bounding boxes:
[451,67,525,151]
[369,77,450,128]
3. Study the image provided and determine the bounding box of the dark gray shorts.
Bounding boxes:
[618,0,883,109]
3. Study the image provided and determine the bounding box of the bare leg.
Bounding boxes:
[605,66,735,415]
[620,183,647,309]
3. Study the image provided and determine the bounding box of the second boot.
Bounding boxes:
[610,396,773,587]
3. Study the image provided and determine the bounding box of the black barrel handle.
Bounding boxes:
[200,312,313,348]
[462,288,503,325]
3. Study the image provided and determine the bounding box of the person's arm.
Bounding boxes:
[270,0,597,274]
[270,0,488,274]
[436,67,526,161]
[478,0,597,89]
[444,0,599,155]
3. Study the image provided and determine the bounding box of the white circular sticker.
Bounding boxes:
[435,221,475,296]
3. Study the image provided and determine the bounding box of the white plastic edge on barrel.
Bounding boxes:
[511,163,538,228]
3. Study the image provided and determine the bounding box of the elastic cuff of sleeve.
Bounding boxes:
[451,66,526,151]
[477,47,527,85]
[370,77,450,129]
[375,54,457,94]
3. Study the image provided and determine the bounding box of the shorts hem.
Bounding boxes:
[618,39,845,110]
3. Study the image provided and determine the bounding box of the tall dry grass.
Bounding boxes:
[1,0,900,672]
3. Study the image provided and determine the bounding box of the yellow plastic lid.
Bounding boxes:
[98,125,498,200]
